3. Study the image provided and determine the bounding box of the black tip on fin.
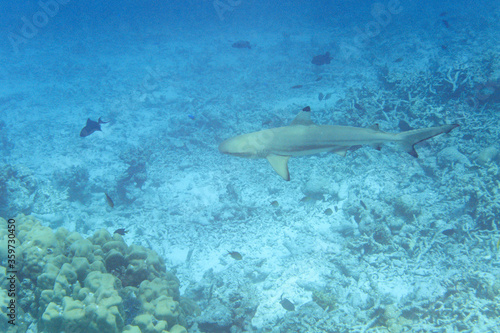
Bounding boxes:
[408,146,418,158]
[302,106,311,112]
[445,124,460,133]
[98,117,110,124]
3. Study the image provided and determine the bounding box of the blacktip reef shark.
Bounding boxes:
[218,106,459,181]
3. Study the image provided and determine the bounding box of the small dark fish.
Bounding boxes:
[441,45,448,50]
[227,251,242,260]
[280,295,295,311]
[354,103,365,111]
[291,85,303,89]
[442,20,450,28]
[232,40,251,49]
[80,117,109,137]
[442,229,455,236]
[105,192,114,208]
[318,93,324,101]
[315,76,323,81]
[439,12,448,17]
[324,93,332,100]
[270,200,279,207]
[360,200,367,210]
[300,196,313,203]
[114,228,128,235]
[324,208,333,216]
[311,52,332,66]
[188,114,195,120]
[394,57,403,63]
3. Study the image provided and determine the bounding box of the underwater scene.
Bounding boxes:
[0,0,499,332]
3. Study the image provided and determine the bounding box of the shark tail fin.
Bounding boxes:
[396,124,459,158]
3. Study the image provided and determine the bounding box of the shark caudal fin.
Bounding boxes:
[396,124,459,157]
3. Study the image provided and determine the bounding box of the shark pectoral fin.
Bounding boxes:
[332,149,348,157]
[266,154,291,181]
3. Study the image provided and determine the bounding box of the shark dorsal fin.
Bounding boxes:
[266,154,291,181]
[290,106,315,126]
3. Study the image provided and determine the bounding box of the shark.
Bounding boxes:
[218,106,459,181]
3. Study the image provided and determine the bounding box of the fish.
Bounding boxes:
[354,103,365,111]
[80,117,109,137]
[280,294,295,311]
[318,93,324,101]
[442,229,455,236]
[105,192,114,208]
[324,208,333,216]
[114,228,128,235]
[218,106,459,181]
[311,52,332,66]
[300,196,313,203]
[291,85,303,89]
[232,40,251,49]
[324,93,332,100]
[360,200,367,210]
[270,200,279,207]
[227,251,242,260]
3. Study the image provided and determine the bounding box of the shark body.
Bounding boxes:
[218,107,459,181]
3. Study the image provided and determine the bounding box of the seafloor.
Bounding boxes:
[1,5,500,333]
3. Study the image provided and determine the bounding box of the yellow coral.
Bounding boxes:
[1,214,192,332]
[169,324,188,333]
[132,313,168,333]
[154,295,180,326]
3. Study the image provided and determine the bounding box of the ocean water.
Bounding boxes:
[1,0,499,332]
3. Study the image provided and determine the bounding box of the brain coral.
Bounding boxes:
[0,214,193,332]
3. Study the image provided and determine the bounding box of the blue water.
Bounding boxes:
[1,0,499,332]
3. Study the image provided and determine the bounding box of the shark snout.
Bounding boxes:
[218,139,233,154]
[218,136,257,158]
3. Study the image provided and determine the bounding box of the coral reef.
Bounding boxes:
[0,214,192,332]
[52,166,91,203]
[0,164,69,221]
[0,165,38,217]
[185,269,257,332]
